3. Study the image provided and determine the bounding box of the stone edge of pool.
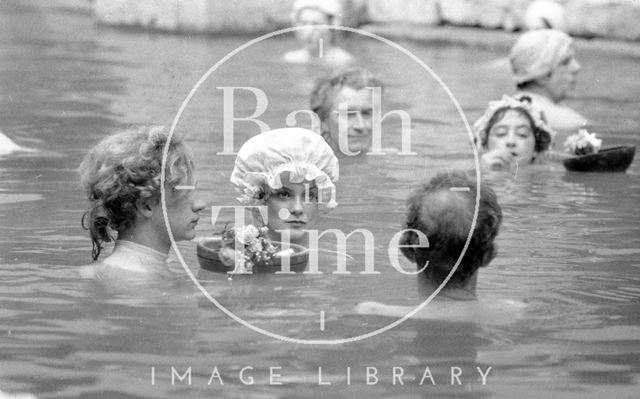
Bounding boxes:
[361,23,640,58]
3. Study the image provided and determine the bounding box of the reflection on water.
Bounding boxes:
[1,1,639,398]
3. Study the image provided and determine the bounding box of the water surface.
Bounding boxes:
[1,1,639,398]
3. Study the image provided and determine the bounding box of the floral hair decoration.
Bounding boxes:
[230,128,339,208]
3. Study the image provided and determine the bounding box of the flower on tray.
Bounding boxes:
[218,225,278,274]
[564,129,603,156]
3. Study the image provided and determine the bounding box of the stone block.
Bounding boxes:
[94,0,366,34]
[524,0,566,31]
[367,0,440,25]
[438,0,521,30]
[203,0,293,33]
[565,0,640,41]
[94,0,179,30]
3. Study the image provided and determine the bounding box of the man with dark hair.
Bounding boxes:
[310,67,382,155]
[356,171,523,321]
[400,171,502,300]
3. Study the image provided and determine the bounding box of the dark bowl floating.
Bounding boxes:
[197,236,309,274]
[563,146,635,172]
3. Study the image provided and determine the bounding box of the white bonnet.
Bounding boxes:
[230,128,339,208]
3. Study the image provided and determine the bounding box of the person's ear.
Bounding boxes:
[537,73,553,86]
[320,125,331,141]
[399,230,418,263]
[320,127,338,153]
[136,197,155,219]
[481,243,498,267]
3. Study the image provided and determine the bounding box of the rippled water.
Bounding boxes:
[1,1,639,398]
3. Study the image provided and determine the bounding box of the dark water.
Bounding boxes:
[1,1,639,398]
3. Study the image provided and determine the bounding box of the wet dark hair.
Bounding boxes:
[399,171,502,288]
[482,106,552,156]
[310,67,383,123]
[79,126,194,260]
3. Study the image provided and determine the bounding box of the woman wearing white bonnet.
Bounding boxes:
[231,128,339,246]
[283,0,354,66]
[510,29,588,131]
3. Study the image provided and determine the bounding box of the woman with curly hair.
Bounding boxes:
[474,95,556,170]
[79,126,204,280]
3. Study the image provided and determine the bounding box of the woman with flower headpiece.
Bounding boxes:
[474,95,556,170]
[230,127,339,246]
[283,0,354,66]
[510,29,588,131]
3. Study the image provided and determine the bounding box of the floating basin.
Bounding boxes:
[563,146,635,172]
[197,236,309,274]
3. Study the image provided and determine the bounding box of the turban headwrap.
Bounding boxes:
[510,29,574,85]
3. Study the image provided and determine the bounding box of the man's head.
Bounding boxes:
[400,171,502,289]
[310,67,382,155]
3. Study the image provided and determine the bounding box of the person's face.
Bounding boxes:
[265,173,319,245]
[293,8,331,47]
[323,86,373,154]
[151,180,206,243]
[486,110,536,163]
[544,47,581,102]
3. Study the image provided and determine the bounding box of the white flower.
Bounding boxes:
[248,241,262,254]
[235,224,260,245]
[218,247,237,267]
[564,129,602,155]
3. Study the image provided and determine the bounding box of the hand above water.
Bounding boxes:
[481,148,518,171]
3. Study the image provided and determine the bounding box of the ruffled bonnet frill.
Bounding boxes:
[473,95,557,149]
[230,128,339,209]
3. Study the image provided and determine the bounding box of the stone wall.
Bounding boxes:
[93,0,367,33]
[366,0,640,41]
[564,0,640,41]
[93,0,640,41]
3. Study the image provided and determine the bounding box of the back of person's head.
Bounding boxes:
[79,126,194,260]
[310,67,382,123]
[399,171,502,288]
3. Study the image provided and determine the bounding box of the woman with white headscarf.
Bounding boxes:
[510,29,588,131]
